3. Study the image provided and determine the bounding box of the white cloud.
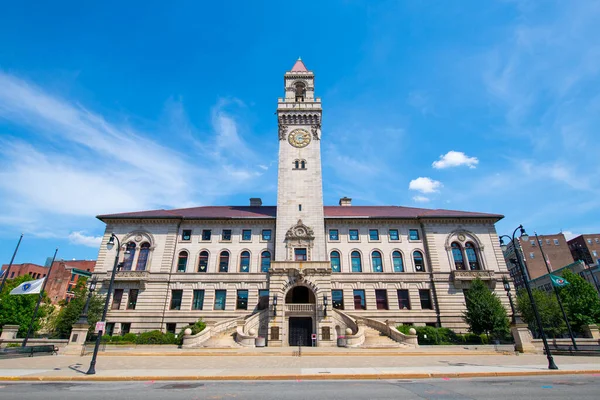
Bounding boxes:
[432,151,479,169]
[0,72,269,237]
[68,231,102,248]
[412,195,430,203]
[408,177,442,194]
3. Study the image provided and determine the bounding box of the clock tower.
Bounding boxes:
[274,58,326,262]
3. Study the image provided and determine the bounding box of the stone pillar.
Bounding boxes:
[0,325,19,340]
[63,323,90,355]
[583,324,600,339]
[511,323,536,353]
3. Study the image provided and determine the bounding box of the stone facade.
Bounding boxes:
[92,59,512,345]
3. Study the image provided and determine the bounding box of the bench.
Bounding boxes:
[0,345,58,358]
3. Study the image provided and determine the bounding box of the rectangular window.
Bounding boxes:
[546,239,550,245]
[329,229,339,241]
[242,229,252,241]
[530,252,535,259]
[201,229,212,241]
[353,289,366,310]
[397,289,411,310]
[295,248,307,261]
[170,289,183,310]
[112,289,124,310]
[349,229,359,241]
[105,322,115,336]
[236,290,249,310]
[530,240,536,246]
[192,289,205,310]
[593,250,598,257]
[67,284,73,292]
[554,239,559,245]
[258,289,269,310]
[409,229,420,240]
[419,289,433,310]
[121,323,131,335]
[127,289,139,310]
[166,323,176,334]
[181,229,192,241]
[595,238,599,243]
[369,229,379,241]
[332,290,344,310]
[261,229,272,241]
[214,290,227,310]
[389,229,399,241]
[587,239,593,244]
[70,273,76,282]
[375,289,388,310]
[222,229,232,241]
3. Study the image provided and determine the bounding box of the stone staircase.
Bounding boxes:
[361,326,408,348]
[200,327,241,348]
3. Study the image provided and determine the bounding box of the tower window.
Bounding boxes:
[294,160,299,169]
[299,204,302,211]
[300,160,306,169]
[295,82,306,102]
[293,159,307,170]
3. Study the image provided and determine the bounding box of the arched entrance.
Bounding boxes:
[285,285,316,346]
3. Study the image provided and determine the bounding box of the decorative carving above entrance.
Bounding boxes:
[451,270,496,289]
[285,219,314,240]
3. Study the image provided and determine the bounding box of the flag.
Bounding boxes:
[9,278,45,295]
[550,274,569,287]
[545,255,552,271]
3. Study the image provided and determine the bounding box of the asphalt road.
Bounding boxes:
[1,375,599,399]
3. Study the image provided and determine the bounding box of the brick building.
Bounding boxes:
[1,260,95,304]
[568,234,600,266]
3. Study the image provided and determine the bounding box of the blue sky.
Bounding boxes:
[1,0,599,265]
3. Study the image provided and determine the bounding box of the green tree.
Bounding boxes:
[559,269,600,333]
[462,278,510,340]
[516,288,565,338]
[0,274,51,337]
[53,279,105,339]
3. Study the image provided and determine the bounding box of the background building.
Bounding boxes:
[1,260,95,303]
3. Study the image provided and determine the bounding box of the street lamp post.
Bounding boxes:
[76,277,97,325]
[86,233,128,375]
[500,225,558,370]
[502,276,519,325]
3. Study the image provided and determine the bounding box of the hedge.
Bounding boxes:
[396,325,491,345]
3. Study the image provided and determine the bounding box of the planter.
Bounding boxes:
[255,337,266,347]
[337,337,347,347]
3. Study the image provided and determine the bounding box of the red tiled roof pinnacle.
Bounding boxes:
[98,205,503,221]
[291,57,308,72]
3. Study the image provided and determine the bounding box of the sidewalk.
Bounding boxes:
[1,352,599,381]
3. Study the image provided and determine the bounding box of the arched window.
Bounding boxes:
[294,160,299,169]
[351,251,362,272]
[219,251,229,272]
[123,242,136,271]
[413,251,425,272]
[330,251,341,273]
[392,251,404,272]
[136,243,150,271]
[300,160,306,169]
[239,251,250,272]
[465,242,481,270]
[372,251,383,272]
[177,251,188,272]
[295,82,306,101]
[451,242,465,270]
[260,251,271,272]
[198,251,209,272]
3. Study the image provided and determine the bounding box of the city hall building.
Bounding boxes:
[93,59,510,347]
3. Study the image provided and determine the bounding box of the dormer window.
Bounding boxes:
[295,82,306,102]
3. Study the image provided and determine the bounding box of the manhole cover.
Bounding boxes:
[159,383,205,390]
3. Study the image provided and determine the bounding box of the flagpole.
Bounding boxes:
[0,233,24,295]
[535,232,577,350]
[22,248,58,347]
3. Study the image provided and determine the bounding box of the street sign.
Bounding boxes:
[311,333,316,340]
[95,321,105,333]
[72,268,92,278]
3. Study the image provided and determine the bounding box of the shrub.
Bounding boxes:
[177,319,207,346]
[395,326,492,345]
[136,330,171,345]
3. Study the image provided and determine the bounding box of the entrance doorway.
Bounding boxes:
[288,317,312,346]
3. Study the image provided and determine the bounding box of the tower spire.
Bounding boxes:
[291,57,308,72]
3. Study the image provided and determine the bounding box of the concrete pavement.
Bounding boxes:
[1,352,599,381]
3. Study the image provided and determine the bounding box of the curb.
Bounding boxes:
[72,351,512,357]
[2,370,600,382]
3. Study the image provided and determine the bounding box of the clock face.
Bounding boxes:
[288,129,311,148]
